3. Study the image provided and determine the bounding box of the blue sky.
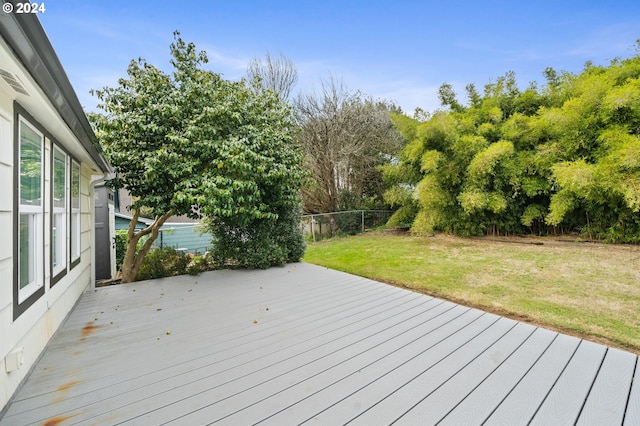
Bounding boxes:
[39,1,640,115]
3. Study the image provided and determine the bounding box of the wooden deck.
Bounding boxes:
[1,263,638,425]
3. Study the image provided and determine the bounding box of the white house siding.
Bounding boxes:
[0,87,14,410]
[0,96,96,410]
[0,17,110,412]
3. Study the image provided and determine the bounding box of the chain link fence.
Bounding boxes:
[301,210,393,241]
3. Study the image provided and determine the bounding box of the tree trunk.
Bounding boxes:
[121,209,172,283]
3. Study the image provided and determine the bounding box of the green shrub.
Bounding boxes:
[135,247,193,281]
[114,230,128,272]
[208,204,306,269]
[387,204,418,227]
[187,255,209,275]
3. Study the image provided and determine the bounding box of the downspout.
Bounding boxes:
[89,172,110,289]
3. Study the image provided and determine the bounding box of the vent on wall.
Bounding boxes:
[0,68,29,96]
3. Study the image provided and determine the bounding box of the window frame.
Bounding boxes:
[51,143,69,285]
[70,159,81,268]
[13,105,46,319]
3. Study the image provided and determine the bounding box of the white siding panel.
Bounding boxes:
[0,258,12,320]
[0,112,11,215]
[80,229,91,257]
[0,165,11,212]
[0,211,11,261]
[0,110,11,166]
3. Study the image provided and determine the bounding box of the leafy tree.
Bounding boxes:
[545,55,640,240]
[385,43,640,242]
[91,33,305,282]
[438,82,465,113]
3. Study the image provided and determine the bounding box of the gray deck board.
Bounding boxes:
[577,348,637,426]
[0,262,637,426]
[482,333,581,425]
[435,327,558,426]
[529,339,607,425]
[345,317,519,425]
[180,304,476,425]
[248,306,478,425]
[391,322,537,425]
[625,358,640,425]
[296,311,501,425]
[90,294,435,424]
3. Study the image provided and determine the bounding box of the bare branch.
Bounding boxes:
[247,51,298,100]
[295,77,404,212]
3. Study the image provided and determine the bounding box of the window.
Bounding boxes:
[71,160,80,265]
[17,117,44,303]
[13,105,83,319]
[52,145,68,281]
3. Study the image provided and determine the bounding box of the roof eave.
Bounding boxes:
[0,3,112,173]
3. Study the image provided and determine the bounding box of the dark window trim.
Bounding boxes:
[70,257,81,270]
[13,102,45,320]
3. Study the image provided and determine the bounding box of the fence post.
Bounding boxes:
[361,210,365,233]
[311,215,316,242]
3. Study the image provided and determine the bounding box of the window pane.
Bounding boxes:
[71,161,80,260]
[72,162,80,209]
[53,148,66,208]
[52,147,67,274]
[19,213,35,289]
[20,121,42,206]
[71,212,79,260]
[53,212,66,270]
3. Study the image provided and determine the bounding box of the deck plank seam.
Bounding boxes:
[380,320,521,425]
[116,297,443,425]
[432,326,540,425]
[8,282,412,408]
[621,356,639,425]
[255,308,482,425]
[388,321,524,425]
[480,333,560,425]
[339,315,507,425]
[71,295,437,425]
[210,305,474,424]
[573,346,608,425]
[526,339,583,425]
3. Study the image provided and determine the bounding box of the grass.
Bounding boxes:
[303,231,640,354]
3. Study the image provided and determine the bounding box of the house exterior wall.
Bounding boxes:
[0,18,110,412]
[115,214,214,255]
[156,223,213,254]
[0,89,98,413]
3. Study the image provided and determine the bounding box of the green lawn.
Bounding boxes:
[303,231,640,354]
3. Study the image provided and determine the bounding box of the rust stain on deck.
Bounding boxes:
[42,414,77,426]
[57,381,81,392]
[79,321,101,341]
[53,380,82,403]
